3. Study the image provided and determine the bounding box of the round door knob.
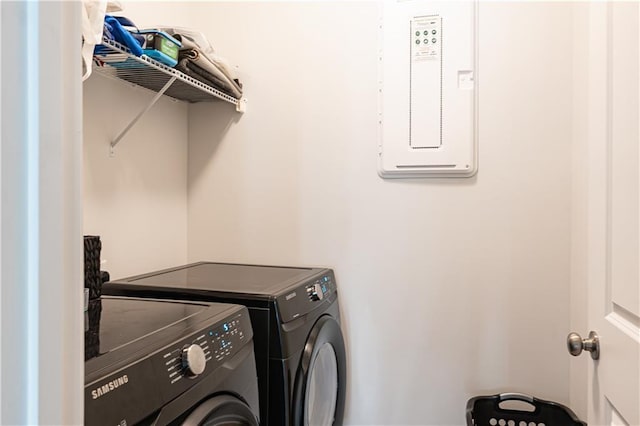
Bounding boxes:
[182,344,206,377]
[567,331,599,360]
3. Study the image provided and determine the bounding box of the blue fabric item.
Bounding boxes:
[101,15,143,56]
[110,16,145,45]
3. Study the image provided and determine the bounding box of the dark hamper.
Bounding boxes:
[84,235,102,300]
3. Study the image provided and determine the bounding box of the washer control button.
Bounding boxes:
[182,344,206,377]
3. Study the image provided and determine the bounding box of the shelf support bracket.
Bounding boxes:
[110,76,178,156]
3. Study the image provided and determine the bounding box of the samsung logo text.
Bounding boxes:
[91,375,129,399]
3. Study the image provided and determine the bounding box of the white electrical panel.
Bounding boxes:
[410,15,442,149]
[378,1,478,178]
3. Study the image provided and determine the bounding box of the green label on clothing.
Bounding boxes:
[159,37,179,60]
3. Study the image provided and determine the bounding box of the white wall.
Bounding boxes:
[184,2,575,425]
[81,1,580,424]
[83,72,189,278]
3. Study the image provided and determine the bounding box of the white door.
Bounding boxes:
[580,2,640,425]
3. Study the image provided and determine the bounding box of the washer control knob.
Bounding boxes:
[182,344,206,377]
[307,283,324,301]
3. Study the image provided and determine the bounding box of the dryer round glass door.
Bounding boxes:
[293,315,346,426]
[307,343,338,426]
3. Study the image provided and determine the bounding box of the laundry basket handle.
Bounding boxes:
[498,393,535,404]
[466,393,587,426]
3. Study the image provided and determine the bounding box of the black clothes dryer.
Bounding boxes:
[104,262,347,426]
[84,296,260,425]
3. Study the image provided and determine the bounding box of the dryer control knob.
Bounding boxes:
[182,344,206,377]
[307,283,324,301]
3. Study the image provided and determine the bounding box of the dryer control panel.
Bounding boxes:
[277,271,337,323]
[305,276,332,302]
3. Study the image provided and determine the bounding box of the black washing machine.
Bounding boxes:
[85,296,260,425]
[103,262,347,426]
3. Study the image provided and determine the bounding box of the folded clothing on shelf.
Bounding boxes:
[175,49,242,98]
[93,21,243,99]
[159,27,243,98]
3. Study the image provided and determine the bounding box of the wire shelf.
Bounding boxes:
[93,37,240,106]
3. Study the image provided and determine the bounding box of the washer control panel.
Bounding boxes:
[160,312,247,386]
[85,304,253,426]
